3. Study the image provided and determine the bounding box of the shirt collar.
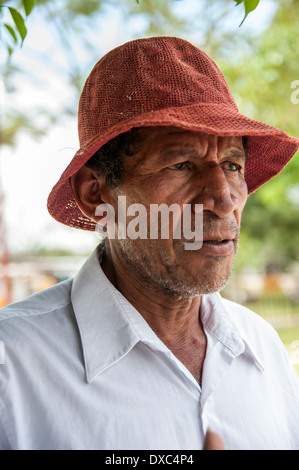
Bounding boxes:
[201,293,265,371]
[71,245,167,383]
[71,246,264,383]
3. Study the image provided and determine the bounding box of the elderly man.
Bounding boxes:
[1,37,299,451]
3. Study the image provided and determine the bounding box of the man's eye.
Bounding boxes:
[167,162,187,171]
[225,162,242,172]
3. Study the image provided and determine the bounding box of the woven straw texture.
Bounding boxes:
[47,36,299,231]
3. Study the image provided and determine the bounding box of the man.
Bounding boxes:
[0,37,299,450]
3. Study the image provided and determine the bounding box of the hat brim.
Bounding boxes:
[47,103,299,231]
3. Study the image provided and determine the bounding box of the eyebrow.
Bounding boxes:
[225,148,246,162]
[159,147,246,163]
[159,148,201,162]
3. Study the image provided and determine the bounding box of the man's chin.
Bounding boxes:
[170,258,234,298]
[114,238,234,299]
[156,272,232,301]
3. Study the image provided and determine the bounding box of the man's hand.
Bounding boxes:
[204,429,226,450]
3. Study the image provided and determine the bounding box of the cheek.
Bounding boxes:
[234,181,248,223]
[239,179,248,208]
[134,176,189,205]
[154,174,195,204]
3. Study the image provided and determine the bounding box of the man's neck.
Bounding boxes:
[99,243,207,383]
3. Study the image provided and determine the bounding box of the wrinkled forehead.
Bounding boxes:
[126,126,246,165]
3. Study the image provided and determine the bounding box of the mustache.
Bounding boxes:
[202,215,240,239]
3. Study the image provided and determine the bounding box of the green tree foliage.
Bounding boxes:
[0,0,260,54]
[234,0,260,26]
[0,0,256,147]
[219,0,299,271]
[0,0,35,53]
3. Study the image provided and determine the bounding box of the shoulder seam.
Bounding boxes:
[0,280,73,324]
[0,299,73,324]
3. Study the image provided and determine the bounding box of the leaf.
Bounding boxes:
[8,7,27,43]
[23,0,35,17]
[235,0,260,26]
[4,23,18,43]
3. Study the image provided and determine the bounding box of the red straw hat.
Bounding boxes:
[47,36,299,231]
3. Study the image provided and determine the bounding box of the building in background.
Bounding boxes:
[6,255,87,304]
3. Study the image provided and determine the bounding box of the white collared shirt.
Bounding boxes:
[0,247,298,450]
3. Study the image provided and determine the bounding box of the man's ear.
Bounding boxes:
[70,166,103,222]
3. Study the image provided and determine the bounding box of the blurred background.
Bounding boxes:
[1,0,299,373]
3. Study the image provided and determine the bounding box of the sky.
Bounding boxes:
[0,0,278,255]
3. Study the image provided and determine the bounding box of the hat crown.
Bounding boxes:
[78,36,238,146]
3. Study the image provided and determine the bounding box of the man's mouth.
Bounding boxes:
[203,239,231,244]
[199,238,235,255]
[183,237,236,252]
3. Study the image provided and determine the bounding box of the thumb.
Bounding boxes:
[204,429,226,450]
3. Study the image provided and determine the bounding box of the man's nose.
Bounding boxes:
[192,166,237,218]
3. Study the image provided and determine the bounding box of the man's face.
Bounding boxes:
[103,126,248,299]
